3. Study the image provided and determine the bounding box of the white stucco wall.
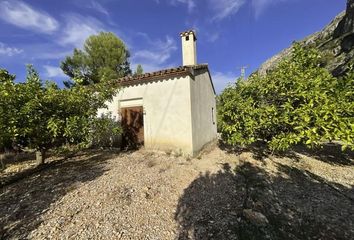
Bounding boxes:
[98,68,217,156]
[189,69,217,155]
[98,76,195,155]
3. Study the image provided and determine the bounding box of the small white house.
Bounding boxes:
[98,30,217,156]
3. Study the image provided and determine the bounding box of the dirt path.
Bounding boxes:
[0,146,353,239]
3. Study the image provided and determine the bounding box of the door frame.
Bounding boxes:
[119,98,145,147]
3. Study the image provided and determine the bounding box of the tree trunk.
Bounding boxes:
[0,153,5,170]
[36,149,46,165]
[0,150,10,170]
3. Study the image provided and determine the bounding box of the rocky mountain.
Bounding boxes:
[258,0,354,77]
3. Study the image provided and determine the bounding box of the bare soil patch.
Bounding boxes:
[0,145,353,239]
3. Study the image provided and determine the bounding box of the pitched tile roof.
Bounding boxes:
[117,64,209,86]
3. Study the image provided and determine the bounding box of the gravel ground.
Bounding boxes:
[0,145,353,239]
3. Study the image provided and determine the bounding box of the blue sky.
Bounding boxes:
[0,0,347,93]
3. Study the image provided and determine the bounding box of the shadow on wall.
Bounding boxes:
[0,150,116,239]
[175,162,354,240]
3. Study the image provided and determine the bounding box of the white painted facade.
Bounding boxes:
[98,30,217,156]
[190,69,217,153]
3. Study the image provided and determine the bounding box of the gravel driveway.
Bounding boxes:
[1,145,353,239]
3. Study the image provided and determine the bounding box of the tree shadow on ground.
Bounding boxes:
[0,150,117,239]
[292,143,354,166]
[219,141,354,166]
[1,151,36,166]
[218,141,300,162]
[175,162,354,240]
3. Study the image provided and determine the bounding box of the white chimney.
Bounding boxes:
[180,30,197,66]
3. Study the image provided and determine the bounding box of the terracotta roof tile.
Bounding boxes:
[117,64,208,86]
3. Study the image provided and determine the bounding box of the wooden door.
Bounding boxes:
[121,106,144,149]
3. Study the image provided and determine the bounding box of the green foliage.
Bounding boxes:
[318,51,335,67]
[0,69,16,150]
[133,64,144,76]
[218,44,354,151]
[90,113,122,148]
[61,32,132,85]
[0,65,120,153]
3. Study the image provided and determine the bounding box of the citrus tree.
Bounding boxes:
[0,69,17,151]
[218,44,354,151]
[0,66,120,164]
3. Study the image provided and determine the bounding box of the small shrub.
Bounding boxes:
[90,113,122,148]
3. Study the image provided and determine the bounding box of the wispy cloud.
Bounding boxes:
[0,0,59,34]
[35,50,72,60]
[174,0,196,12]
[155,0,196,13]
[59,14,104,48]
[43,65,66,78]
[133,36,177,64]
[206,32,220,42]
[87,0,109,16]
[132,34,178,72]
[212,71,237,93]
[209,0,246,21]
[252,0,289,19]
[134,50,172,65]
[156,0,288,21]
[0,42,23,56]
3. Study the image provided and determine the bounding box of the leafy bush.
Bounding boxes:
[90,113,122,148]
[218,44,354,151]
